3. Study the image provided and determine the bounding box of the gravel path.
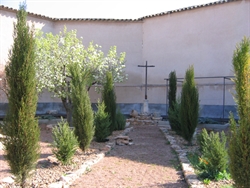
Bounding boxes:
[71,125,188,188]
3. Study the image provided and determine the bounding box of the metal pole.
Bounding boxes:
[166,79,169,118]
[145,61,147,100]
[223,77,225,120]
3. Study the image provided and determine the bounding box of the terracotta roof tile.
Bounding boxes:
[0,0,241,22]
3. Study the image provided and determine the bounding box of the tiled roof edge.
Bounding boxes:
[0,5,142,21]
[0,0,242,21]
[139,0,241,19]
[0,5,56,21]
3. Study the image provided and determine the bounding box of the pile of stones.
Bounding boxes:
[126,110,162,126]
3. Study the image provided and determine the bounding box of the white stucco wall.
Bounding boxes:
[0,0,249,113]
[0,8,54,66]
[142,0,250,105]
[0,8,57,103]
[53,20,143,103]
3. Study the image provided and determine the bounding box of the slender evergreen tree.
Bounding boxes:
[168,71,177,112]
[180,65,199,144]
[168,71,182,133]
[229,37,250,188]
[69,63,95,152]
[116,107,126,130]
[94,100,111,142]
[102,72,117,134]
[1,3,40,187]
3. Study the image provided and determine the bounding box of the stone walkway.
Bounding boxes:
[158,122,204,188]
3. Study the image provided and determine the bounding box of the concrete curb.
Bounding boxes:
[158,125,205,188]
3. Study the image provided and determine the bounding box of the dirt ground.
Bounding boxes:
[0,122,187,188]
[71,125,187,188]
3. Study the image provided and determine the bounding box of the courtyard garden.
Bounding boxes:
[0,3,250,188]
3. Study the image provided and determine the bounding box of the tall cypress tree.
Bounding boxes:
[229,37,250,188]
[102,72,117,134]
[168,71,177,112]
[69,63,95,152]
[168,71,182,133]
[180,65,199,144]
[1,3,40,187]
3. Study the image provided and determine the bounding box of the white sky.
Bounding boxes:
[0,0,218,19]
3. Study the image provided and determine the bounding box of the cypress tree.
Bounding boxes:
[94,100,111,142]
[180,65,199,144]
[116,107,126,130]
[102,72,117,134]
[229,37,250,188]
[168,71,177,112]
[1,3,40,187]
[69,63,95,152]
[168,71,182,133]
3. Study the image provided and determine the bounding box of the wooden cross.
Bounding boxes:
[138,61,155,100]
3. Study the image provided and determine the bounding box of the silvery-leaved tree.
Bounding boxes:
[35,26,126,124]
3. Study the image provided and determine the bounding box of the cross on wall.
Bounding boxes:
[138,61,155,100]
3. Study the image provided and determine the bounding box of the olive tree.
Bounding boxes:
[35,27,126,123]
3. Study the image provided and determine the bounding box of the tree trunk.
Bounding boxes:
[61,96,72,126]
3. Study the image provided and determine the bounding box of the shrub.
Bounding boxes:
[229,37,250,188]
[198,129,228,179]
[102,72,117,134]
[168,99,182,134]
[168,71,177,112]
[69,63,95,152]
[94,101,111,142]
[52,119,78,165]
[180,65,199,144]
[168,71,181,133]
[1,4,40,187]
[116,108,126,130]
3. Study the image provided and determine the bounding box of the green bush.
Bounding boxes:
[229,37,250,188]
[168,71,181,133]
[69,63,95,152]
[168,71,177,113]
[116,108,126,130]
[198,129,228,179]
[180,65,199,144]
[94,101,111,142]
[2,4,40,187]
[168,99,182,135]
[102,72,117,134]
[52,119,78,165]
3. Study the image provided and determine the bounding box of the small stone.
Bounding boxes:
[1,176,15,184]
[0,142,4,150]
[130,110,138,118]
[60,175,72,184]
[47,156,60,165]
[101,145,111,152]
[48,182,63,188]
[46,124,56,131]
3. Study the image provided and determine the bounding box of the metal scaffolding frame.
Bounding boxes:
[164,76,234,120]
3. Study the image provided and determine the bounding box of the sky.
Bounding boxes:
[0,0,218,19]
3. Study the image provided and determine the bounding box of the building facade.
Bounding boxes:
[0,0,249,119]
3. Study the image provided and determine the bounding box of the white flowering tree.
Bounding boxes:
[35,26,126,123]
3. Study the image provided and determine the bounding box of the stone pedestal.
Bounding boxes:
[141,100,149,114]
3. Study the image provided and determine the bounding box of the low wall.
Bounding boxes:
[0,102,238,121]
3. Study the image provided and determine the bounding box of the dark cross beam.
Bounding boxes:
[138,61,155,100]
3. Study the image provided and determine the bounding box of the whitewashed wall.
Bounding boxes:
[142,0,250,106]
[0,0,249,118]
[53,20,143,104]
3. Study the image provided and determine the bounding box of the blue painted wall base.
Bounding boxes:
[0,102,238,120]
